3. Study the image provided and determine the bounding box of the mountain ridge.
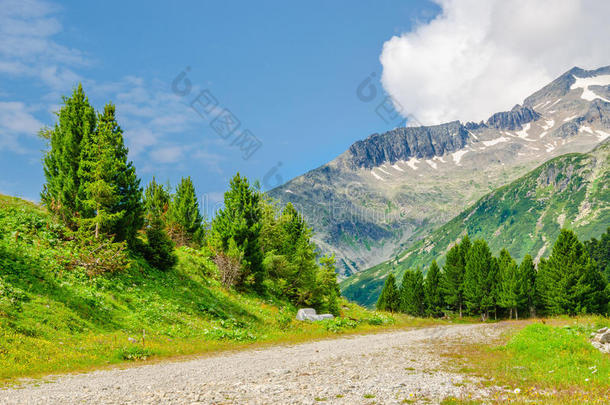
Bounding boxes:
[341,140,610,307]
[270,65,610,276]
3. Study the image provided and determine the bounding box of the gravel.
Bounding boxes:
[0,323,506,404]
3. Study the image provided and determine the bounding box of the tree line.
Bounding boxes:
[377,228,610,319]
[40,84,340,315]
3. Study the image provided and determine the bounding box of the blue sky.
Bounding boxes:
[0,0,439,213]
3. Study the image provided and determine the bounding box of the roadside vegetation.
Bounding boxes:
[0,85,452,383]
[444,316,610,404]
[377,230,609,320]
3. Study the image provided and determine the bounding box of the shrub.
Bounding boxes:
[118,345,158,361]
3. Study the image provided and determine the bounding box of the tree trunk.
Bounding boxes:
[509,307,513,320]
[459,303,462,318]
[515,307,519,320]
[530,305,536,318]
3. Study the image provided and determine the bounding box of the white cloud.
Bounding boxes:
[380,0,610,125]
[149,145,185,164]
[0,0,87,89]
[0,101,43,152]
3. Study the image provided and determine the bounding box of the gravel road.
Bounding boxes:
[0,323,506,404]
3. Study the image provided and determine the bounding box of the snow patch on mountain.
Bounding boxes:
[571,74,610,102]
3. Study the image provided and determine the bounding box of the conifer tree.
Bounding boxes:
[497,249,520,319]
[77,104,143,243]
[168,176,204,246]
[424,261,444,317]
[143,177,171,221]
[519,254,537,317]
[376,273,400,312]
[142,178,176,270]
[442,235,470,317]
[585,227,610,282]
[464,239,496,320]
[316,255,341,316]
[210,173,265,292]
[42,83,96,228]
[400,269,426,316]
[537,229,607,315]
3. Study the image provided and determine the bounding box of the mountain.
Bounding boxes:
[341,140,610,307]
[269,66,610,277]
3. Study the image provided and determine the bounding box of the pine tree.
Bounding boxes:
[168,176,204,246]
[400,269,426,316]
[519,254,537,317]
[585,227,610,282]
[97,104,143,245]
[210,173,265,292]
[537,229,607,315]
[144,217,177,270]
[142,178,176,270]
[464,239,496,320]
[42,83,96,228]
[442,235,470,317]
[317,255,341,316]
[425,261,444,317]
[143,177,171,221]
[77,104,143,243]
[377,273,400,312]
[497,249,520,319]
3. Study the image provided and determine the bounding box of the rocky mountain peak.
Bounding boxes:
[345,121,468,169]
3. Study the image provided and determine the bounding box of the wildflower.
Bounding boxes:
[514,388,521,394]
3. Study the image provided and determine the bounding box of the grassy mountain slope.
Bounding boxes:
[0,194,412,381]
[342,141,610,307]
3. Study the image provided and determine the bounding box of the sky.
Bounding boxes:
[1,0,608,216]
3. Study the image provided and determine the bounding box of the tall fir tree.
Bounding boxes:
[584,227,610,282]
[42,83,96,228]
[376,273,400,312]
[168,176,204,246]
[425,261,445,317]
[210,173,265,292]
[537,229,607,315]
[497,249,521,319]
[77,104,143,243]
[143,177,171,221]
[442,235,470,317]
[464,239,497,320]
[142,178,176,270]
[400,269,426,316]
[519,254,537,317]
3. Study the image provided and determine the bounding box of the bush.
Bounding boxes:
[117,345,158,361]
[64,235,130,276]
[213,238,244,288]
[322,317,359,333]
[143,221,177,271]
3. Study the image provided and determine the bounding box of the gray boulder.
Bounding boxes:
[296,308,334,322]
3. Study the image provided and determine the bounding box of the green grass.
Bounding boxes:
[0,193,452,383]
[447,317,610,403]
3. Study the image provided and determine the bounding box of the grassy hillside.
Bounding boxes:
[0,194,436,382]
[342,141,610,308]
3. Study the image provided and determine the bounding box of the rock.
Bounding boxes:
[296,308,317,321]
[346,121,469,169]
[486,105,540,130]
[296,308,334,321]
[598,331,610,344]
[596,327,608,334]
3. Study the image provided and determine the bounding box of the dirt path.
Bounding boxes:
[0,323,507,404]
